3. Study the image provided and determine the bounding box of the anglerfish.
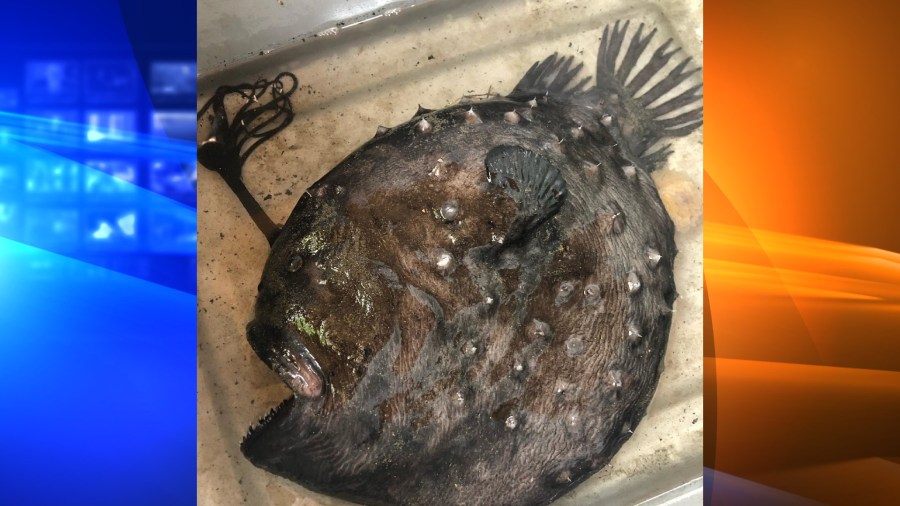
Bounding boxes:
[201,20,702,506]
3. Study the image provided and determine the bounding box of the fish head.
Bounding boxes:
[240,187,406,489]
[246,185,403,398]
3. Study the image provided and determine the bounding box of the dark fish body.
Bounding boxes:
[238,22,701,506]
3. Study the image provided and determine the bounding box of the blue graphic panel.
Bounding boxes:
[151,62,198,98]
[84,59,140,104]
[1,140,196,292]
[0,237,196,506]
[24,61,80,104]
[0,0,197,504]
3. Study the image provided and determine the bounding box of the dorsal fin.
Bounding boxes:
[595,20,703,168]
[507,53,592,100]
[485,146,567,243]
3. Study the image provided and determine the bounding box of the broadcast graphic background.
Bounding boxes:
[0,2,196,505]
[0,0,897,505]
[705,1,900,504]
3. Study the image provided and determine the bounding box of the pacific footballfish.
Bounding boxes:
[199,20,702,506]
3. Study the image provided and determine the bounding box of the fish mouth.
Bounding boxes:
[240,394,300,469]
[242,322,329,475]
[242,394,295,442]
[246,320,327,398]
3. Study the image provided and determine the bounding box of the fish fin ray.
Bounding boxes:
[594,21,703,170]
[485,146,568,243]
[508,53,591,100]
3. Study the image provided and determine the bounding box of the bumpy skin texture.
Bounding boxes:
[241,22,700,506]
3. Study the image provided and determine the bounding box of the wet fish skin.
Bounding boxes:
[240,21,700,506]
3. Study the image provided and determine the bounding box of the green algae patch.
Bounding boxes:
[299,231,326,254]
[293,314,316,337]
[292,314,332,348]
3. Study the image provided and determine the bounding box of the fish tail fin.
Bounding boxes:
[595,20,703,170]
[508,53,592,100]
